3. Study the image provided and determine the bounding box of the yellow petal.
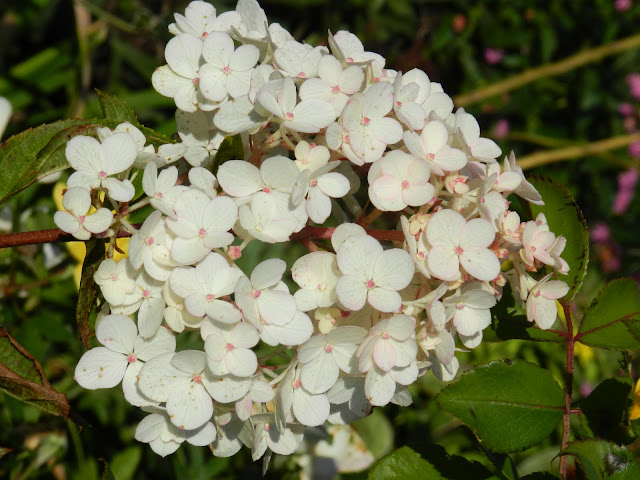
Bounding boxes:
[630,379,640,420]
[112,237,130,261]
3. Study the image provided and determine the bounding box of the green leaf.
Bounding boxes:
[353,408,394,459]
[528,176,589,302]
[368,446,446,480]
[76,237,106,347]
[580,377,633,441]
[0,117,176,206]
[630,418,640,439]
[485,283,567,343]
[212,134,244,172]
[0,119,100,206]
[97,89,138,124]
[130,168,145,202]
[418,443,499,480]
[110,446,141,480]
[559,440,640,480]
[0,327,77,420]
[436,359,564,453]
[576,278,640,350]
[99,458,117,480]
[521,474,561,480]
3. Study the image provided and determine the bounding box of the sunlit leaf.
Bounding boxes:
[97,89,138,124]
[560,440,640,480]
[0,118,174,206]
[529,176,589,302]
[436,360,564,453]
[368,446,445,480]
[576,278,640,351]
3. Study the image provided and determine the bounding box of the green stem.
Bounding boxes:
[454,33,640,107]
[517,132,640,171]
[67,420,87,477]
[560,302,575,479]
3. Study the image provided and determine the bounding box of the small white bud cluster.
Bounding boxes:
[55,0,570,461]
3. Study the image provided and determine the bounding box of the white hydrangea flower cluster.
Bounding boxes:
[55,0,570,462]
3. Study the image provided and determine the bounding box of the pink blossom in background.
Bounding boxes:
[627,73,640,100]
[484,48,504,65]
[493,119,510,139]
[612,168,638,215]
[591,222,622,273]
[618,102,634,116]
[615,0,632,11]
[580,381,593,398]
[590,222,611,244]
[619,168,638,190]
[628,141,640,158]
[624,116,637,133]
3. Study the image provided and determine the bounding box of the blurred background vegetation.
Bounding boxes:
[1,0,640,478]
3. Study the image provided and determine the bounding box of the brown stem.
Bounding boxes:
[0,228,132,249]
[560,302,575,479]
[0,225,406,250]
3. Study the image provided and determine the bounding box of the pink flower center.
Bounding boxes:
[146,237,154,246]
[534,290,541,298]
[346,57,354,63]
[531,246,537,252]
[127,354,137,363]
[362,116,370,126]
[310,179,318,187]
[401,180,409,189]
[332,85,340,93]
[263,186,271,193]
[324,344,333,353]
[201,32,208,39]
[206,294,215,301]
[193,375,202,384]
[192,77,200,85]
[381,332,390,339]
[456,302,465,310]
[265,423,271,431]
[156,192,163,199]
[198,228,207,237]
[396,101,402,108]
[427,153,435,161]
[252,289,261,298]
[293,380,301,389]
[317,283,325,291]
[111,274,118,281]
[297,72,306,78]
[285,112,294,120]
[142,289,151,299]
[455,246,464,255]
[417,251,425,259]
[366,279,375,289]
[228,246,242,260]
[344,134,350,143]
[99,171,107,179]
[78,215,85,224]
[226,343,234,351]
[222,66,231,74]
